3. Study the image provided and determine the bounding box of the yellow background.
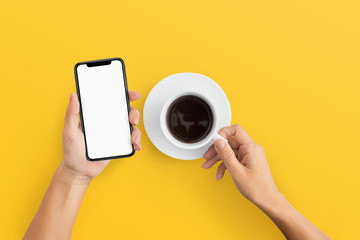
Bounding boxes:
[1,0,359,239]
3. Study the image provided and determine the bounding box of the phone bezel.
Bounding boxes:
[74,57,135,161]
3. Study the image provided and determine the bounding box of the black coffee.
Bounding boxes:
[166,95,213,143]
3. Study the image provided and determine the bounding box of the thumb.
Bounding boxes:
[214,139,244,172]
[64,92,80,132]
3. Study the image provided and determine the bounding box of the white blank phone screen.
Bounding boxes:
[76,60,133,159]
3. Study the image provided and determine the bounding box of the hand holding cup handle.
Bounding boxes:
[203,124,279,204]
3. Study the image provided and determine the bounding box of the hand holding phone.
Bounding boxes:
[61,90,141,182]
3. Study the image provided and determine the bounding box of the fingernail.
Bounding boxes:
[215,139,226,150]
[131,116,139,126]
[216,172,221,180]
[202,162,208,169]
[135,135,140,146]
[69,92,75,102]
[134,117,139,126]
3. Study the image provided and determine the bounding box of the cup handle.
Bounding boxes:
[211,133,228,143]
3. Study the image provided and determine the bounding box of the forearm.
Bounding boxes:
[24,163,91,240]
[256,192,330,240]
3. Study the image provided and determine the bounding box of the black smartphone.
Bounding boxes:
[74,58,135,161]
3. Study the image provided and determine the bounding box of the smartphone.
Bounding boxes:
[74,58,134,161]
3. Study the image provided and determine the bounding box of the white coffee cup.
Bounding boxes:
[160,92,227,150]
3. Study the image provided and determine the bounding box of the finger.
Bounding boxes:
[228,136,240,150]
[129,91,141,102]
[218,124,254,146]
[64,93,80,134]
[131,126,141,150]
[203,145,216,160]
[214,139,244,172]
[202,155,221,169]
[203,136,240,160]
[202,148,238,169]
[129,106,140,126]
[216,162,227,180]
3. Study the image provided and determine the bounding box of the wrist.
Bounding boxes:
[55,163,92,187]
[256,191,290,218]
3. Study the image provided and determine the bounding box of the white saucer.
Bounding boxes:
[143,73,231,160]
